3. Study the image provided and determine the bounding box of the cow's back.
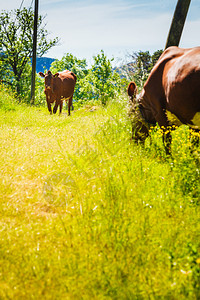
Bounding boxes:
[144,47,187,98]
[162,47,200,124]
[53,71,76,100]
[59,71,76,99]
[143,46,200,126]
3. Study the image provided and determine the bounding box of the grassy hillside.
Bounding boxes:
[0,88,200,299]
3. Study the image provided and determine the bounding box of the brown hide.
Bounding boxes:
[127,46,200,154]
[39,70,77,115]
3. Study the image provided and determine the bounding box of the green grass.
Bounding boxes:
[0,88,200,299]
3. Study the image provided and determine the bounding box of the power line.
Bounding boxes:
[18,0,26,11]
[29,0,34,11]
[13,0,25,25]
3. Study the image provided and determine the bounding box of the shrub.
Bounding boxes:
[0,84,17,111]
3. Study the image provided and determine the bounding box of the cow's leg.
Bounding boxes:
[134,121,149,143]
[68,96,73,116]
[154,106,172,155]
[59,101,63,115]
[47,101,52,114]
[190,128,200,148]
[156,120,172,155]
[162,128,172,155]
[53,102,59,114]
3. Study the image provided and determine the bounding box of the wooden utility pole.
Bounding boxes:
[31,0,39,104]
[165,0,191,49]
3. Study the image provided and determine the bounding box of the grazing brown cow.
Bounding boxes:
[39,70,77,115]
[127,46,200,154]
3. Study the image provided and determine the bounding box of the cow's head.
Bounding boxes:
[127,81,151,142]
[39,70,59,93]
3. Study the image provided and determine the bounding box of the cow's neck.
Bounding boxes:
[138,94,156,125]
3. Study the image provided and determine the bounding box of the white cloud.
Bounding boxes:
[1,0,200,64]
[42,3,172,61]
[180,19,200,48]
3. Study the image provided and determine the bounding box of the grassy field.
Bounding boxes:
[0,87,200,299]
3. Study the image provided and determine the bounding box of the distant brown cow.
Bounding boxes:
[39,70,77,115]
[127,46,200,154]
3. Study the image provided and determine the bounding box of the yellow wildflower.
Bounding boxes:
[196,258,200,264]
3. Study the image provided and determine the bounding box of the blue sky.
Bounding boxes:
[1,0,200,65]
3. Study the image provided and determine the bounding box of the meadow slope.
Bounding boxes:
[0,93,200,299]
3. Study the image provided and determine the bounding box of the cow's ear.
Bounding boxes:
[39,72,45,78]
[53,73,59,78]
[127,81,137,97]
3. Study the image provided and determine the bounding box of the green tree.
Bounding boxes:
[125,49,163,89]
[79,50,122,105]
[49,51,123,105]
[0,49,13,87]
[0,7,59,97]
[150,49,163,69]
[132,51,151,87]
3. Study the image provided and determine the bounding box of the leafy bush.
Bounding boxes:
[79,50,126,105]
[0,84,17,111]
[122,49,163,89]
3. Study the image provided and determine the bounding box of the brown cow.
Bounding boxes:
[127,46,200,154]
[39,70,77,115]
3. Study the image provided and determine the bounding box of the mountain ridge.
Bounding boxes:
[36,57,56,73]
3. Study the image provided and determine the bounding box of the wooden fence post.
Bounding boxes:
[165,0,191,49]
[31,0,39,104]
